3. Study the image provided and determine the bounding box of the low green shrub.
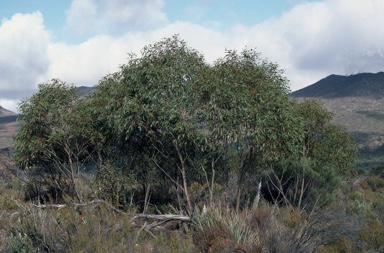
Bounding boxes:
[0,196,19,211]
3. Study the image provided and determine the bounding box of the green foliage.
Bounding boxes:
[0,196,19,210]
[85,36,312,213]
[263,100,359,210]
[93,161,139,209]
[14,79,77,169]
[294,99,358,176]
[13,79,102,202]
[89,36,210,213]
[10,37,362,251]
[267,159,342,209]
[8,232,31,253]
[200,48,303,170]
[195,48,305,211]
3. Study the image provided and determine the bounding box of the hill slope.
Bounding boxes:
[76,86,96,97]
[290,72,384,168]
[0,106,18,150]
[0,106,16,117]
[291,72,384,99]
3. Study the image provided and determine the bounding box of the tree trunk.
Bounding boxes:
[143,184,151,214]
[67,148,81,203]
[251,181,262,213]
[298,158,306,209]
[175,143,193,214]
[210,158,215,206]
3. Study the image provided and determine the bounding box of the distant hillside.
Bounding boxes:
[76,86,96,97]
[290,72,384,168]
[290,72,384,99]
[0,106,18,150]
[0,106,16,117]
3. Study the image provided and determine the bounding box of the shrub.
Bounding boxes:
[0,196,19,211]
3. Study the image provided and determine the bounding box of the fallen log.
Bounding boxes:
[133,213,190,222]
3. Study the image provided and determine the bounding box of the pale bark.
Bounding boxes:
[174,142,193,214]
[251,181,262,212]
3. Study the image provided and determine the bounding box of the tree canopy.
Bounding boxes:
[13,36,358,213]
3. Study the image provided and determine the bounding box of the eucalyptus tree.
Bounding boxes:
[296,100,358,175]
[91,38,306,212]
[14,36,357,214]
[266,99,358,210]
[91,36,209,213]
[13,79,101,202]
[294,100,358,207]
[199,48,303,211]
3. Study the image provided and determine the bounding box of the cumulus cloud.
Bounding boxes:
[66,0,168,36]
[0,12,51,111]
[44,35,135,86]
[65,0,98,36]
[233,0,384,90]
[75,0,380,91]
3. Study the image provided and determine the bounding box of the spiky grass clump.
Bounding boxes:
[192,205,260,252]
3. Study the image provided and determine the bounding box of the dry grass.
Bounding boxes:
[1,203,195,252]
[0,175,383,252]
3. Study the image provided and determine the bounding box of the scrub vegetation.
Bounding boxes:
[0,36,383,252]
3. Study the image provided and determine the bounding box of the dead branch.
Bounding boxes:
[132,213,190,221]
[32,204,67,210]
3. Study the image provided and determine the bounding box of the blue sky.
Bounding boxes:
[1,0,384,112]
[0,0,302,43]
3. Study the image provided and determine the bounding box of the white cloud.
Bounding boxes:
[66,0,167,36]
[0,12,51,112]
[148,21,231,62]
[44,35,133,86]
[0,99,19,114]
[103,0,167,27]
[65,0,98,36]
[222,0,384,90]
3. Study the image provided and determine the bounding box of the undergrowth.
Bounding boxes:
[0,175,383,252]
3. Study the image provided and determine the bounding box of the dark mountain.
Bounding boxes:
[290,72,384,99]
[290,72,384,168]
[76,86,96,97]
